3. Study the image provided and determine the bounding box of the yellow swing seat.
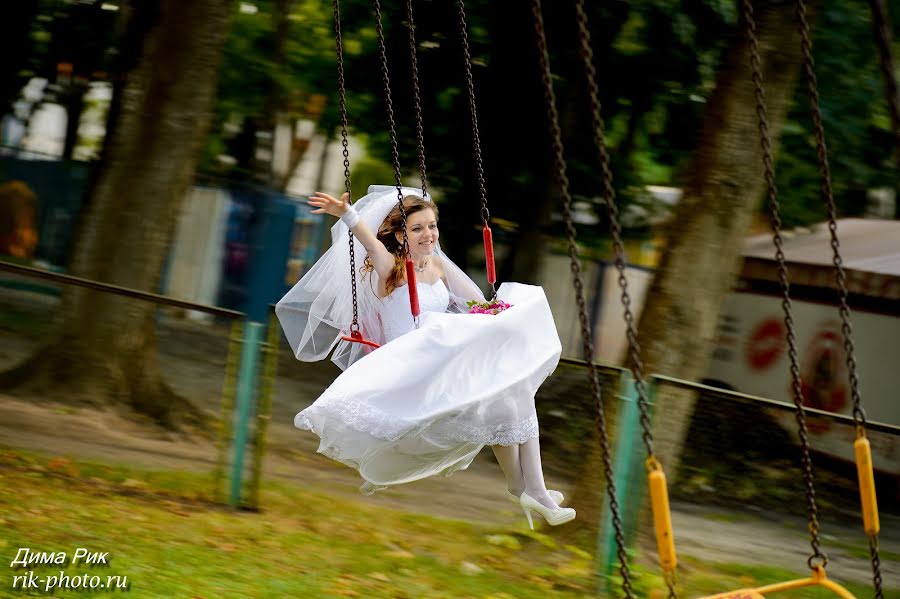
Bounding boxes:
[702,566,856,598]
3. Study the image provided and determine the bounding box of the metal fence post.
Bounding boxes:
[229,320,263,507]
[214,319,243,502]
[247,313,280,509]
[597,370,647,591]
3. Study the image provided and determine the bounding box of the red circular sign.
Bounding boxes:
[746,318,786,371]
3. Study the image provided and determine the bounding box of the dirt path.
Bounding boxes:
[1,393,896,588]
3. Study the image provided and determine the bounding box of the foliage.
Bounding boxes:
[4,2,899,230]
[774,0,900,226]
[205,0,379,178]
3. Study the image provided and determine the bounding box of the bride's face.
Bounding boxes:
[397,208,438,258]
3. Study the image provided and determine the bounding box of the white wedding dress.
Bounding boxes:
[294,280,562,494]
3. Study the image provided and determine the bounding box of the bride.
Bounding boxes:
[276,185,575,528]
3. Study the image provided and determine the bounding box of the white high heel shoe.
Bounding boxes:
[507,489,564,505]
[519,492,576,530]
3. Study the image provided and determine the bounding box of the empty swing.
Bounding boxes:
[534,0,886,596]
[703,1,883,596]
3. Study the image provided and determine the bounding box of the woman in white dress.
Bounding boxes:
[276,185,575,528]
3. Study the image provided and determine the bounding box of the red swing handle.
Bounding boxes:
[483,224,496,286]
[405,258,420,317]
[340,330,381,349]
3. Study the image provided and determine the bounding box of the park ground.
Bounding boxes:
[0,297,897,597]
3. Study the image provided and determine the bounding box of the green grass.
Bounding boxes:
[0,448,895,599]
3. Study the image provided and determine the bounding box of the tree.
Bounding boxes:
[1,0,234,428]
[204,0,377,188]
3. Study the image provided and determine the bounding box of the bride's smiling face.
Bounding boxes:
[398,208,438,259]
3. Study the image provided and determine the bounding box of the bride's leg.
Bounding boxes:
[490,444,525,497]
[519,436,558,509]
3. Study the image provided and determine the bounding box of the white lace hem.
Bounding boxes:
[294,395,539,446]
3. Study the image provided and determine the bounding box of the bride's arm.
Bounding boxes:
[307,191,395,280]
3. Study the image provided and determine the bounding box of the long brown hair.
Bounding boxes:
[362,195,438,296]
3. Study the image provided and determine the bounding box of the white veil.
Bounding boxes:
[276,184,486,370]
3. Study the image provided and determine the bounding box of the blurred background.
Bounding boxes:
[0,0,898,597]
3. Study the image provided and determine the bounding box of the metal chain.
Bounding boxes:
[742,0,827,571]
[455,0,491,226]
[870,536,884,595]
[332,0,360,334]
[795,1,882,594]
[572,0,654,461]
[456,0,496,298]
[570,2,676,596]
[404,0,428,198]
[571,0,674,582]
[869,0,900,167]
[796,0,867,428]
[373,0,410,256]
[530,0,635,596]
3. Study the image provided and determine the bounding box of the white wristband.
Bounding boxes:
[340,205,360,229]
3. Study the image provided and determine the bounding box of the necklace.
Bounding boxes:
[414,258,429,273]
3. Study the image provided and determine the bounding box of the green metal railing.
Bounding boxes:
[0,260,274,510]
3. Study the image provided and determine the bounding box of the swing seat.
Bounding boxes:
[340,330,381,349]
[701,567,856,599]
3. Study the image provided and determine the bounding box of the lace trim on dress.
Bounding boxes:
[295,395,539,446]
[440,413,539,446]
[295,394,413,441]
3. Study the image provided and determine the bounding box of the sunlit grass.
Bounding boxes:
[0,448,895,598]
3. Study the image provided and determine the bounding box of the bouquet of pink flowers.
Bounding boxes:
[466,299,513,315]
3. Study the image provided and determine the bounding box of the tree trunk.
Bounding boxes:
[1,0,234,429]
[567,0,808,544]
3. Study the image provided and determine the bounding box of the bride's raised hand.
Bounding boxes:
[307,191,350,218]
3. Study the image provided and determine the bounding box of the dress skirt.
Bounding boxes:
[294,282,562,494]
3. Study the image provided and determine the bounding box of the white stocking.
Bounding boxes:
[519,436,557,509]
[490,444,524,496]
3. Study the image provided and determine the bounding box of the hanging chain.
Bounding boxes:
[796,0,866,429]
[870,536,884,595]
[571,0,654,461]
[869,0,900,168]
[571,0,677,596]
[332,0,361,334]
[456,0,490,226]
[742,0,826,571]
[456,0,496,298]
[796,1,882,594]
[404,0,428,197]
[373,0,410,256]
[530,0,635,596]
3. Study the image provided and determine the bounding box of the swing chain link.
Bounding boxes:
[796,0,867,429]
[572,0,655,462]
[373,0,412,258]
[456,0,491,226]
[531,1,637,596]
[572,1,675,595]
[869,0,900,167]
[404,0,428,198]
[869,536,884,596]
[332,0,360,335]
[743,0,827,571]
[796,1,883,594]
[664,570,678,599]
